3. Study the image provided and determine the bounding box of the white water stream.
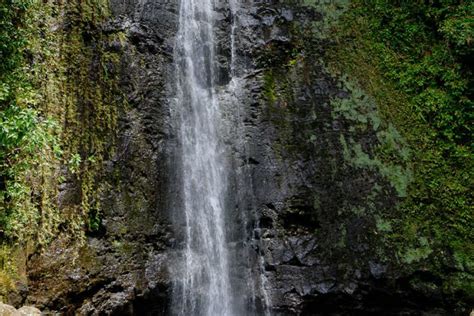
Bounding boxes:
[172,1,234,315]
[171,1,272,315]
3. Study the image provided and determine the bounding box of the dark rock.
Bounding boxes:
[369,261,387,279]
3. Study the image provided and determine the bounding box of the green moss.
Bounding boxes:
[114,241,135,257]
[339,134,411,198]
[336,226,347,248]
[261,69,295,161]
[301,0,350,39]
[323,0,473,300]
[444,272,474,297]
[375,216,392,233]
[401,237,433,264]
[0,0,127,293]
[263,71,277,106]
[330,75,413,198]
[329,2,473,246]
[0,246,18,300]
[43,1,125,234]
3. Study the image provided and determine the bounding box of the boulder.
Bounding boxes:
[17,306,41,316]
[0,303,19,316]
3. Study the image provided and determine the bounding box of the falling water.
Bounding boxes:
[172,0,235,315]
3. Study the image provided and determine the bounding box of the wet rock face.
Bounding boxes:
[227,2,467,316]
[26,0,178,314]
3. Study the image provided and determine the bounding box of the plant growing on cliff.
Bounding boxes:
[1,0,62,243]
[325,0,473,300]
[0,0,63,296]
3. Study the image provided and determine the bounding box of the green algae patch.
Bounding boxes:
[330,77,412,198]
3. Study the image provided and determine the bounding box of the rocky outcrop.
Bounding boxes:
[234,2,472,315]
[0,303,41,316]
[23,1,177,314]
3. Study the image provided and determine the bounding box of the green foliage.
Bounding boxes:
[21,1,120,236]
[333,79,412,197]
[351,0,473,147]
[263,72,277,105]
[326,0,473,298]
[303,0,351,39]
[401,237,433,264]
[0,245,17,299]
[0,0,63,246]
[57,1,120,234]
[88,210,101,232]
[0,107,61,241]
[68,153,82,174]
[375,216,393,232]
[0,0,31,101]
[0,0,122,293]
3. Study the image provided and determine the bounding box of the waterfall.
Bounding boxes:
[171,0,235,315]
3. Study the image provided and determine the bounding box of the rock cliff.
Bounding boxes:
[4,0,470,315]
